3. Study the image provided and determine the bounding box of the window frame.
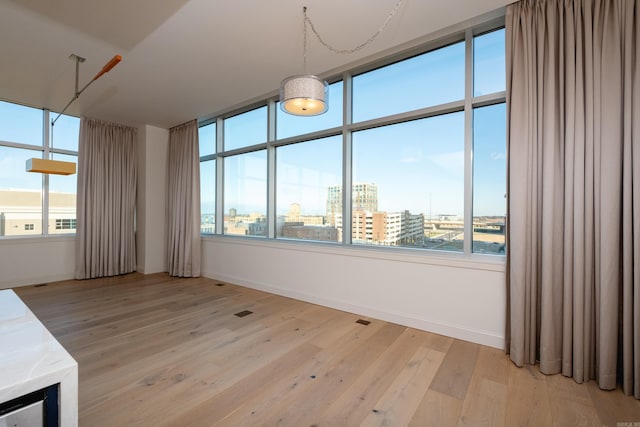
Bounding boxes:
[0,104,79,239]
[198,17,506,260]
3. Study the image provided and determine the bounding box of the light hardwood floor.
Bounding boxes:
[13,273,640,426]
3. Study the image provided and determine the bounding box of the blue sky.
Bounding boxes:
[353,112,464,216]
[0,101,79,194]
[352,42,465,122]
[2,29,506,222]
[202,29,506,219]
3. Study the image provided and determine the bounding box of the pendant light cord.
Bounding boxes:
[303,6,309,74]
[50,121,54,160]
[303,0,406,56]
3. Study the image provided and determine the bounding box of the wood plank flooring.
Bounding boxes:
[13,273,640,426]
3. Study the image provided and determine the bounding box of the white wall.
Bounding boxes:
[136,125,169,274]
[1,124,169,289]
[0,236,75,289]
[202,237,506,349]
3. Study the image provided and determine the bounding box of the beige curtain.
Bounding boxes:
[75,117,137,279]
[167,119,201,277]
[506,0,640,396]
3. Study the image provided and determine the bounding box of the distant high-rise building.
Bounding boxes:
[326,183,378,225]
[326,186,342,226]
[352,183,378,212]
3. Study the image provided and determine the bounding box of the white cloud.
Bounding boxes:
[399,147,424,163]
[428,150,464,174]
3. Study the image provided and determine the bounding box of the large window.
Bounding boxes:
[224,107,267,151]
[276,136,342,242]
[0,100,79,237]
[472,28,506,253]
[223,149,267,237]
[472,103,506,254]
[352,113,465,250]
[352,42,465,122]
[199,24,506,256]
[199,121,216,233]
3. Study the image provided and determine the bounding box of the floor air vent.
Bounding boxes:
[356,319,371,325]
[234,310,253,318]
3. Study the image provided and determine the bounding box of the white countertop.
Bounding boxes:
[0,289,78,426]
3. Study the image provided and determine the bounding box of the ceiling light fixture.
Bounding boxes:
[279,7,328,117]
[26,53,122,175]
[279,1,406,117]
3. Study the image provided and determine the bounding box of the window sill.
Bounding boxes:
[0,235,76,246]
[201,234,505,272]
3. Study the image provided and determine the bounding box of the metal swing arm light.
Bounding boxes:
[26,54,122,175]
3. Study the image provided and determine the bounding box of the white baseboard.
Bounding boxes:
[1,272,75,290]
[203,270,505,350]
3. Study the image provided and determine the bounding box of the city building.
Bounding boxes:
[200,214,215,234]
[284,203,324,226]
[224,212,267,236]
[1,1,631,424]
[0,190,76,236]
[326,183,378,225]
[336,209,424,246]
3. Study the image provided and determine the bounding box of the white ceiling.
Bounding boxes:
[0,0,511,129]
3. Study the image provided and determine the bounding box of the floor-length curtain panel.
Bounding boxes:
[167,119,201,277]
[506,0,640,396]
[76,118,137,279]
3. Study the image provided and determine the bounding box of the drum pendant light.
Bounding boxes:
[280,74,328,116]
[279,2,406,117]
[279,7,328,116]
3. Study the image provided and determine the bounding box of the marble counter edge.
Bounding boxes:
[0,289,78,426]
